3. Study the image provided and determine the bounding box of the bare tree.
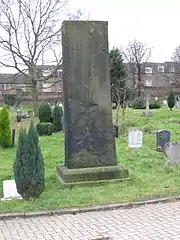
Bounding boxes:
[0,0,82,115]
[172,45,180,62]
[122,39,151,98]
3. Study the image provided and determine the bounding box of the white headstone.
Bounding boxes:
[128,129,143,148]
[163,100,168,106]
[1,180,22,201]
[176,101,180,109]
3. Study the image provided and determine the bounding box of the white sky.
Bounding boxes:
[0,0,179,73]
[70,0,180,62]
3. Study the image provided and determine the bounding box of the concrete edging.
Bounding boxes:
[0,195,180,220]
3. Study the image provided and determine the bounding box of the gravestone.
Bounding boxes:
[163,100,168,106]
[142,94,152,117]
[128,129,143,148]
[176,96,180,109]
[156,130,170,152]
[16,109,22,122]
[176,101,180,109]
[11,129,15,147]
[164,142,180,166]
[1,180,22,201]
[56,21,128,186]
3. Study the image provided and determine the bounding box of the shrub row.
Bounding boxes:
[37,103,63,136]
[132,98,161,109]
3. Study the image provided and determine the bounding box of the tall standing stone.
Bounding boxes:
[142,94,152,117]
[56,21,128,186]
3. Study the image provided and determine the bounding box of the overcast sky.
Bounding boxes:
[0,0,179,73]
[70,0,180,62]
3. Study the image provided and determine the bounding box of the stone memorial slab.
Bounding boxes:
[163,100,168,106]
[1,180,22,201]
[164,142,180,166]
[156,130,170,152]
[142,94,152,117]
[56,21,128,186]
[128,129,143,148]
[176,100,180,109]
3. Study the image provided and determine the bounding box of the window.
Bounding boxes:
[145,75,153,87]
[2,84,7,90]
[43,83,51,92]
[42,70,50,77]
[170,66,175,73]
[145,79,152,87]
[145,67,152,74]
[158,65,164,73]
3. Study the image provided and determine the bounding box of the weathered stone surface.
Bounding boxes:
[156,130,171,152]
[164,142,180,166]
[57,164,128,184]
[62,21,116,169]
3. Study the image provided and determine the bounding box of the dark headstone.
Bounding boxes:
[56,21,128,186]
[16,109,22,122]
[11,129,15,147]
[156,130,171,152]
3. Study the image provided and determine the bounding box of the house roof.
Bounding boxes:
[0,73,29,84]
[0,64,62,84]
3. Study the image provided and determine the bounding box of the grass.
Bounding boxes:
[0,106,180,213]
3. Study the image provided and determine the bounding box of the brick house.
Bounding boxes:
[0,65,63,104]
[127,61,180,98]
[142,61,180,97]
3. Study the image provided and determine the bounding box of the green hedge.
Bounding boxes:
[36,122,54,136]
[38,103,52,123]
[132,98,161,109]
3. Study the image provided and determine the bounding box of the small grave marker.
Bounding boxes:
[128,129,143,148]
[1,180,22,201]
[164,142,180,166]
[156,130,170,152]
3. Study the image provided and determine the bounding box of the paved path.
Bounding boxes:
[1,201,180,240]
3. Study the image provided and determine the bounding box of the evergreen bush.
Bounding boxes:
[53,105,63,132]
[14,122,45,200]
[3,94,16,107]
[36,122,54,136]
[38,103,52,123]
[149,101,161,109]
[0,105,11,148]
[132,97,146,109]
[167,92,175,110]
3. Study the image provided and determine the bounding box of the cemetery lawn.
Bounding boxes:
[0,107,180,213]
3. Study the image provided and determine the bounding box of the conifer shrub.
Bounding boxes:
[167,92,175,110]
[14,122,45,200]
[53,105,63,132]
[38,103,52,123]
[0,105,11,148]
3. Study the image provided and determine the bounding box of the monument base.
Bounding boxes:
[56,164,129,188]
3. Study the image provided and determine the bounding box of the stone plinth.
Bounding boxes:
[57,21,128,186]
